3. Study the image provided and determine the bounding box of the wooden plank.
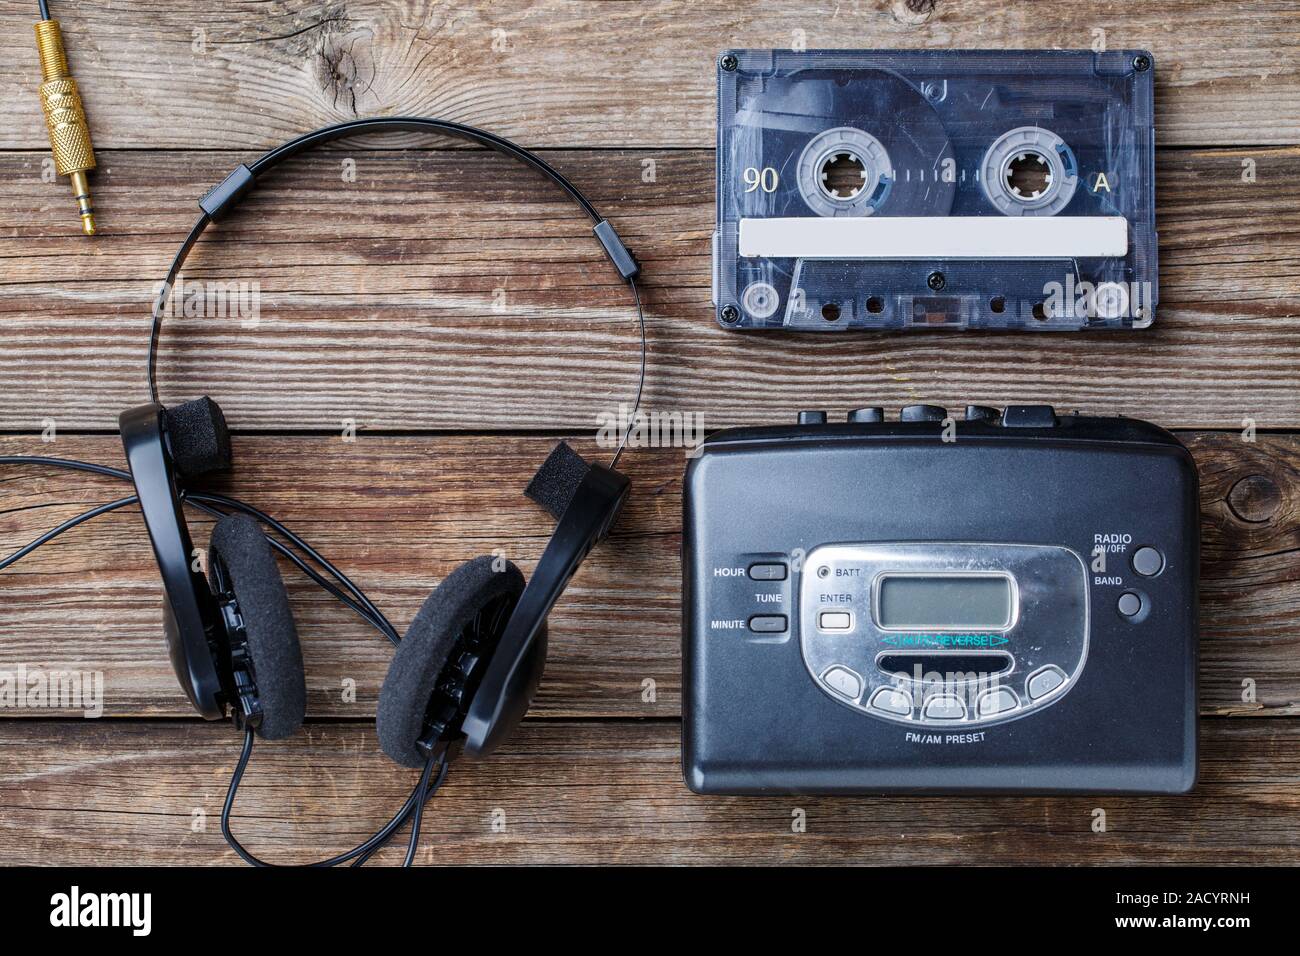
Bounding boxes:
[0,718,1295,865]
[2,432,1297,719]
[2,1,1298,150]
[1,147,1298,432]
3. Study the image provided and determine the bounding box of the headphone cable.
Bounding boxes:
[221,728,448,867]
[2,457,452,864]
[0,456,398,642]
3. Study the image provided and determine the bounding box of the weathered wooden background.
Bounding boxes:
[1,0,1297,864]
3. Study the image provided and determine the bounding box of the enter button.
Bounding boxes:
[818,611,852,630]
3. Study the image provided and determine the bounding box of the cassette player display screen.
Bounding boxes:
[800,543,1089,728]
[713,49,1158,332]
[876,574,1012,629]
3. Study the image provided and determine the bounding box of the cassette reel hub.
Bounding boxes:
[980,126,1079,217]
[797,126,893,217]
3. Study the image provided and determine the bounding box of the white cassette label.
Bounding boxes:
[737,216,1130,260]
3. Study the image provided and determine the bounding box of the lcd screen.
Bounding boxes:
[876,575,1012,629]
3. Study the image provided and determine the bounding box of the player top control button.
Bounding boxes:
[965,405,1000,422]
[797,411,828,425]
[848,407,884,423]
[1002,405,1058,428]
[900,404,947,422]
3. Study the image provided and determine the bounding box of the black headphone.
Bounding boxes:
[114,117,645,863]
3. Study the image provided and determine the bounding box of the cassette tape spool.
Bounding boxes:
[713,50,1158,331]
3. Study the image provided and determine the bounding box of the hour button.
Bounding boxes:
[748,562,787,581]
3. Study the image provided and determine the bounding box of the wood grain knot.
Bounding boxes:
[892,0,938,24]
[1227,474,1282,523]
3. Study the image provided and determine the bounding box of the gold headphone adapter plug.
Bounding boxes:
[34,12,97,235]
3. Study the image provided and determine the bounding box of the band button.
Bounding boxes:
[1117,591,1144,618]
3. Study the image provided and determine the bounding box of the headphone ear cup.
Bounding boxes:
[377,556,526,768]
[209,514,306,740]
[163,397,232,477]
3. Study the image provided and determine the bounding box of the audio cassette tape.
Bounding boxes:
[713,50,1157,331]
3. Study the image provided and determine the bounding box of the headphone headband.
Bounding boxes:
[146,117,646,465]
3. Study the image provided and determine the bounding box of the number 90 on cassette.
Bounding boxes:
[712,50,1157,331]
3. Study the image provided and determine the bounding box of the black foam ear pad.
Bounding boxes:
[525,441,592,521]
[377,556,527,768]
[209,514,306,740]
[164,397,232,477]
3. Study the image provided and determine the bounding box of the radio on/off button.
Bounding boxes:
[1132,546,1164,577]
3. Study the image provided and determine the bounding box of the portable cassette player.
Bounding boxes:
[682,405,1199,794]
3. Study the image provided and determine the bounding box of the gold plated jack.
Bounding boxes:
[34,16,96,235]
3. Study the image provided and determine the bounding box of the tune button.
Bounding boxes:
[848,407,884,423]
[797,411,828,425]
[748,614,788,634]
[965,404,1000,422]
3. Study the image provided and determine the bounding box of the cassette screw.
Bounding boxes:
[720,304,740,324]
[927,271,946,291]
[1133,54,1151,72]
[720,54,738,72]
